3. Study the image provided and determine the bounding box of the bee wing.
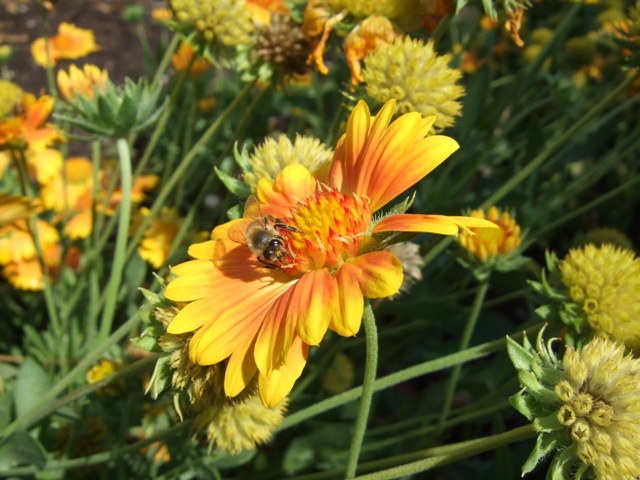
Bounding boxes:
[242,195,264,221]
[227,218,251,245]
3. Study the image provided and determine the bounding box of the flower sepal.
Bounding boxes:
[56,77,167,138]
[521,433,560,476]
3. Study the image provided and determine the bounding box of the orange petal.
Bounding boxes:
[188,286,287,365]
[366,135,459,211]
[331,262,364,336]
[224,335,259,397]
[254,282,299,374]
[373,213,500,236]
[292,269,337,346]
[347,251,403,298]
[256,164,318,218]
[258,334,308,408]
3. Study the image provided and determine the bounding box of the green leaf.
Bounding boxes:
[215,167,251,198]
[116,92,137,133]
[13,358,53,419]
[506,335,534,371]
[146,354,172,399]
[548,443,579,480]
[139,288,167,308]
[283,436,315,475]
[130,334,160,353]
[0,431,46,469]
[208,449,256,469]
[521,433,557,475]
[517,371,559,404]
[509,390,536,421]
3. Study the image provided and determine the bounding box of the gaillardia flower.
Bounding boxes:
[57,64,109,102]
[164,99,497,407]
[363,36,465,130]
[508,332,640,479]
[458,206,523,268]
[560,244,640,352]
[31,23,100,68]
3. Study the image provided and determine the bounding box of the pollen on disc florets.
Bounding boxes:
[282,189,372,274]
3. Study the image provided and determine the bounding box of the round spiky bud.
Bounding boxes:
[254,13,311,76]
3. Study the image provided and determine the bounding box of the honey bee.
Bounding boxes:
[228,195,297,266]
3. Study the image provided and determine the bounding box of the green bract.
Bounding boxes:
[56,77,167,138]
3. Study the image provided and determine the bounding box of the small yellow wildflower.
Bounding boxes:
[559,244,640,352]
[0,80,23,118]
[0,193,39,228]
[57,64,109,102]
[137,207,182,269]
[31,23,100,68]
[458,206,522,263]
[170,0,254,49]
[86,359,124,396]
[362,37,465,131]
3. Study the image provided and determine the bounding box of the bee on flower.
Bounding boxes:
[162,99,498,407]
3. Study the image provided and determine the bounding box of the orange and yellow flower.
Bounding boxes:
[0,93,64,151]
[31,22,100,68]
[171,42,212,75]
[164,99,497,407]
[57,64,109,102]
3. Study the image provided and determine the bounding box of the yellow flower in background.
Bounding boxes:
[559,338,640,479]
[0,218,59,264]
[0,92,64,151]
[560,244,640,352]
[170,0,254,48]
[137,207,182,269]
[151,7,173,23]
[247,0,289,25]
[0,219,61,290]
[0,193,39,228]
[31,23,100,68]
[86,359,124,396]
[362,37,464,131]
[57,64,109,102]
[40,156,94,213]
[343,14,399,84]
[458,206,522,263]
[0,80,23,118]
[171,42,212,75]
[243,134,333,192]
[164,99,497,407]
[302,0,419,79]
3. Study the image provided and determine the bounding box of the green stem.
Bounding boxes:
[481,68,639,208]
[134,50,196,179]
[345,300,378,479]
[354,425,535,480]
[423,68,640,268]
[437,279,490,432]
[98,138,132,341]
[0,422,188,477]
[10,149,62,352]
[125,79,257,263]
[278,324,543,432]
[151,34,180,90]
[0,312,140,443]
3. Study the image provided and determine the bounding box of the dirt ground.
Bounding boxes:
[1,0,165,94]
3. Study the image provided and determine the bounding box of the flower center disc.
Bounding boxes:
[280,189,371,274]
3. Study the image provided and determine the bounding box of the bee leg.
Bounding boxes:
[275,223,298,233]
[257,256,277,269]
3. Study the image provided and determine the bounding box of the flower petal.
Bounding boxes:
[254,282,299,374]
[256,164,318,218]
[331,262,365,336]
[373,213,500,236]
[258,334,308,408]
[187,240,215,260]
[293,269,338,346]
[366,135,459,211]
[347,251,403,298]
[224,336,259,397]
